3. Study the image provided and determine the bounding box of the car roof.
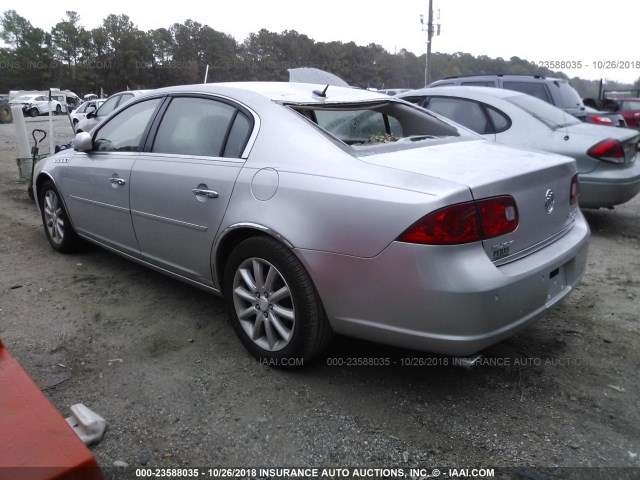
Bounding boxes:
[400,85,524,101]
[151,82,390,104]
[434,74,568,82]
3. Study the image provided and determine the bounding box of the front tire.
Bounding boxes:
[39,180,81,253]
[223,236,332,366]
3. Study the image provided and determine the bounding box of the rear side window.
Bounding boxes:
[503,81,552,104]
[486,106,511,133]
[426,97,492,134]
[152,97,250,158]
[223,112,252,158]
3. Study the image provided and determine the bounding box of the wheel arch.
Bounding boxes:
[213,224,295,291]
[35,174,76,233]
[35,172,57,210]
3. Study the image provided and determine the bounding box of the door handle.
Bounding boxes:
[109,177,126,186]
[192,188,219,199]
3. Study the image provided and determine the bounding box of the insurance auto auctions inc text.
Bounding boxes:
[219,467,493,478]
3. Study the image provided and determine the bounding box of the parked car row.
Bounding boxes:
[398,86,640,209]
[593,97,640,130]
[34,82,590,366]
[429,74,628,128]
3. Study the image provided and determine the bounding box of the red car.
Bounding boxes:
[615,98,640,130]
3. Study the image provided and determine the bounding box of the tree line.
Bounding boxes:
[1,10,638,99]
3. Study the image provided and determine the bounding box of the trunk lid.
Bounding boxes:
[358,139,578,262]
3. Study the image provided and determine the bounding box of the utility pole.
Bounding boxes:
[420,1,441,87]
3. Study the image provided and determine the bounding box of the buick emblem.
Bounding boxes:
[545,189,555,214]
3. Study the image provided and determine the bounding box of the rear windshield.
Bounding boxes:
[620,100,640,110]
[287,101,474,152]
[505,94,580,130]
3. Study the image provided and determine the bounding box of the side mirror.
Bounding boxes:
[74,132,93,152]
[86,110,96,119]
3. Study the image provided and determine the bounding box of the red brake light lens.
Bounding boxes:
[570,173,579,206]
[398,196,518,245]
[476,196,518,239]
[397,202,480,245]
[587,139,625,164]
[588,115,614,125]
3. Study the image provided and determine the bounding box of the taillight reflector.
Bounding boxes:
[587,138,625,164]
[398,196,518,245]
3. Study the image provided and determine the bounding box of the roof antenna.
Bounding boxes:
[313,85,329,98]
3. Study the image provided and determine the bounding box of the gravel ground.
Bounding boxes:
[1,116,639,480]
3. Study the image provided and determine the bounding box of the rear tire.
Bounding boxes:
[29,108,38,118]
[38,180,81,253]
[223,236,332,367]
[55,104,62,114]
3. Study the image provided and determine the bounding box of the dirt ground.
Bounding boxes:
[1,116,639,479]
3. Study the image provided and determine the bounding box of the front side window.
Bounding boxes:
[94,98,161,152]
[152,97,247,157]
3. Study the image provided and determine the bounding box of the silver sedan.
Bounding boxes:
[33,82,589,365]
[398,86,640,209]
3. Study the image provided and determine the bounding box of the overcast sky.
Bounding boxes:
[5,0,640,84]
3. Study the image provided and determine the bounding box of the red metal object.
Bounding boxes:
[0,339,104,480]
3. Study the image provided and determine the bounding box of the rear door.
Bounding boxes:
[130,95,254,286]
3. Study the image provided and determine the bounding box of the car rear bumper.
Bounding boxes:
[296,211,590,356]
[579,159,640,208]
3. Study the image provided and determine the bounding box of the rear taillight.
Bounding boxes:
[587,138,625,164]
[588,115,614,126]
[397,196,518,245]
[570,173,579,206]
[476,196,518,238]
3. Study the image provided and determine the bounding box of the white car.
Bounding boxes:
[9,95,64,117]
[76,90,149,133]
[70,100,106,127]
